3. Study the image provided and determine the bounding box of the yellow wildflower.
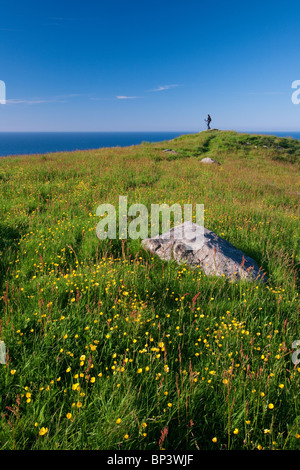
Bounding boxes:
[39,427,48,436]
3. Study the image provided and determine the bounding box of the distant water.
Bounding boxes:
[0,130,299,158]
[0,132,192,157]
[246,131,300,140]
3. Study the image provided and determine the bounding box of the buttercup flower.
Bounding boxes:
[39,427,48,436]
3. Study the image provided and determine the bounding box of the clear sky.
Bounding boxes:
[0,0,299,132]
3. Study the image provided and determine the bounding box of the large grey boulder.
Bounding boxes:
[142,221,267,282]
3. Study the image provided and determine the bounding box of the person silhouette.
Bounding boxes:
[205,114,212,130]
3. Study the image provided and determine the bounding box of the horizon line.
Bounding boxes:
[0,129,299,133]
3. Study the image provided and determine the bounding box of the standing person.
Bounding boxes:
[205,114,212,130]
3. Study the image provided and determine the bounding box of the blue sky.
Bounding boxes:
[0,0,299,132]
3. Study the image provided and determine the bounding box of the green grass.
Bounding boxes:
[0,129,299,450]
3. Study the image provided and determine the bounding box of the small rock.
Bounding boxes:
[163,149,178,154]
[200,157,221,165]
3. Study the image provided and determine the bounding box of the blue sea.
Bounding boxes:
[0,131,299,157]
[0,132,191,157]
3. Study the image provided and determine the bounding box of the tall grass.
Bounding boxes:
[0,130,299,450]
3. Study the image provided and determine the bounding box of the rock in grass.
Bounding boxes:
[163,149,178,154]
[200,157,221,165]
[142,221,267,282]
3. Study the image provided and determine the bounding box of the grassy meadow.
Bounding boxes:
[0,129,299,450]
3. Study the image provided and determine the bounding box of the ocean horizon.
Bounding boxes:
[0,130,299,158]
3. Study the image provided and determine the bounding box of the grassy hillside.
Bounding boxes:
[0,129,299,450]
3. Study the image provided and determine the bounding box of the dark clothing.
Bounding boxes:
[206,115,211,130]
